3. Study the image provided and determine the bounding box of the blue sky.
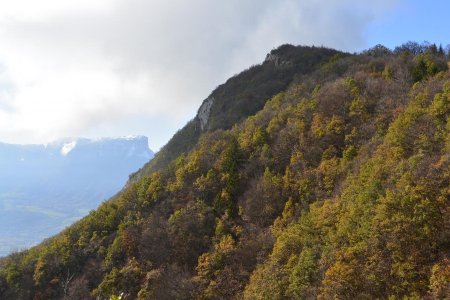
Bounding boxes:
[0,0,448,151]
[365,0,450,50]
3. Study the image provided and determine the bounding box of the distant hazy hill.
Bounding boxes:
[0,136,153,256]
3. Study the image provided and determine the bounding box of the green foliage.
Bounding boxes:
[214,138,242,217]
[412,53,448,82]
[429,259,450,299]
[286,247,317,299]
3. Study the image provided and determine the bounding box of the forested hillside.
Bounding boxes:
[0,42,449,300]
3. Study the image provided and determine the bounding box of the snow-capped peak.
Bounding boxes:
[61,141,77,156]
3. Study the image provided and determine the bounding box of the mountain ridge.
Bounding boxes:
[0,42,448,299]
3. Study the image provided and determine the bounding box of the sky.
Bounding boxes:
[0,0,448,151]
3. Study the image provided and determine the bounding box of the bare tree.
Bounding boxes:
[61,269,75,299]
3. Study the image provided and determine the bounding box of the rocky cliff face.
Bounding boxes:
[264,53,282,66]
[264,52,292,67]
[196,97,214,130]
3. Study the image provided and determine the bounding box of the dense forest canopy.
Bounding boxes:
[0,41,449,299]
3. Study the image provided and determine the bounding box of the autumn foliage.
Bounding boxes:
[0,42,449,299]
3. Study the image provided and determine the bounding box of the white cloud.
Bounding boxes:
[0,0,114,21]
[0,0,398,150]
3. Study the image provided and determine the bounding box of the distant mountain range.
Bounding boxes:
[0,136,153,256]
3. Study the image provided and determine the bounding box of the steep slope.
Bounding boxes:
[0,43,448,300]
[0,136,153,256]
[131,45,344,179]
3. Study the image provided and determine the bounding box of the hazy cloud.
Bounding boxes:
[0,0,398,149]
